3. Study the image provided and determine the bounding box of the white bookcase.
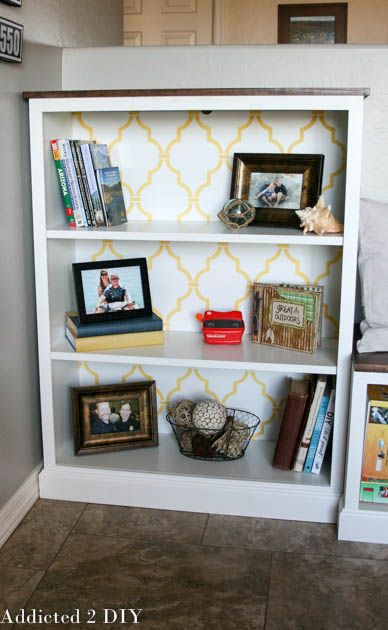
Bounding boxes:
[338,362,388,543]
[26,89,367,523]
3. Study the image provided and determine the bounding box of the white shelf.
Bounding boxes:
[57,434,330,487]
[46,221,344,246]
[51,332,338,374]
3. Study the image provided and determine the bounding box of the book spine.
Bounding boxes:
[293,376,327,472]
[304,391,330,472]
[69,140,92,226]
[65,327,164,351]
[95,169,108,226]
[272,387,308,470]
[50,140,76,228]
[75,141,96,226]
[58,139,86,227]
[311,389,335,475]
[80,143,106,227]
[66,313,163,337]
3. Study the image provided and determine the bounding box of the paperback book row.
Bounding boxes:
[272,374,335,475]
[360,385,388,504]
[50,139,128,229]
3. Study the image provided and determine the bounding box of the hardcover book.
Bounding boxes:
[272,378,311,470]
[252,283,323,353]
[293,375,327,471]
[96,167,128,227]
[65,327,164,352]
[66,311,163,338]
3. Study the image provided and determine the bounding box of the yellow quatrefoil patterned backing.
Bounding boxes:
[72,109,347,438]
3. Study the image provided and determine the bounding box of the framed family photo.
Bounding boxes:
[73,258,152,324]
[71,381,158,455]
[230,153,324,228]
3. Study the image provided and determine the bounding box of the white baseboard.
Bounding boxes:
[0,463,42,548]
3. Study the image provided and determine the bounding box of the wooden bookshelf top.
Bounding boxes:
[354,351,388,373]
[22,87,371,100]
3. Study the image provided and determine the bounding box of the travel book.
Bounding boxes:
[96,167,128,227]
[56,139,86,227]
[80,143,106,227]
[293,375,327,471]
[89,143,111,170]
[272,378,311,470]
[252,283,323,353]
[50,140,76,228]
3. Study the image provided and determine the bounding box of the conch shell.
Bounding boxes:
[295,196,344,235]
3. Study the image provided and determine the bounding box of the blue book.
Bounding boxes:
[303,388,330,472]
[66,312,163,338]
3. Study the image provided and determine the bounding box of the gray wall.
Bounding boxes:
[0,43,62,507]
[0,0,123,46]
[63,44,388,202]
[0,0,123,511]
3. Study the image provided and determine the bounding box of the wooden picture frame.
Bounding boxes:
[278,3,348,44]
[73,258,153,324]
[71,381,158,455]
[230,153,324,228]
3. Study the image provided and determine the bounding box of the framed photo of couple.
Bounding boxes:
[230,153,324,228]
[73,257,153,324]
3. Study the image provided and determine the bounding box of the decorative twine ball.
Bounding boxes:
[212,420,251,459]
[170,400,194,428]
[192,400,227,437]
[217,198,256,231]
[179,430,193,453]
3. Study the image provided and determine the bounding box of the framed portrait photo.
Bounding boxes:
[230,153,324,228]
[71,381,158,455]
[73,258,153,324]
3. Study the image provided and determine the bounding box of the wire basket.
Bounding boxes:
[166,407,260,461]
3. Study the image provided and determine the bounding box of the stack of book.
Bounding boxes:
[252,283,323,353]
[65,312,164,352]
[272,375,335,474]
[51,139,127,229]
[360,385,388,504]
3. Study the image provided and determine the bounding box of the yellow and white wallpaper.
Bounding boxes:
[70,109,346,439]
[72,109,347,222]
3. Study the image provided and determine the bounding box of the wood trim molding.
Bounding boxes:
[23,87,370,99]
[0,463,41,548]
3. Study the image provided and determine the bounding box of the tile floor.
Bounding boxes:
[1,500,388,629]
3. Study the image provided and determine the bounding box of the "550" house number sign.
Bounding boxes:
[0,16,23,63]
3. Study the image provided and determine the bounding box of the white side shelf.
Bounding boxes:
[47,221,344,245]
[338,368,388,543]
[51,332,338,374]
